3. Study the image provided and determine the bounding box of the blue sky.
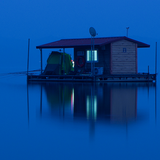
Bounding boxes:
[0,0,160,73]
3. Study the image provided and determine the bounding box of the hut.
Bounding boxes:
[27,36,156,82]
[36,36,149,75]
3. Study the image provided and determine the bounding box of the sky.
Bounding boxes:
[0,0,160,73]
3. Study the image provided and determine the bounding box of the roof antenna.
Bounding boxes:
[89,27,97,76]
[126,27,129,37]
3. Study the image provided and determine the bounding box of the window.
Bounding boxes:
[123,48,126,53]
[86,50,98,62]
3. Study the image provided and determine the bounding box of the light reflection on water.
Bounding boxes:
[28,82,156,122]
[0,79,159,160]
[27,83,157,136]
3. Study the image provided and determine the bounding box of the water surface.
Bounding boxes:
[0,76,159,160]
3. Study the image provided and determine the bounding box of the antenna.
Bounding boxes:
[126,27,129,37]
[89,27,97,37]
[89,27,97,76]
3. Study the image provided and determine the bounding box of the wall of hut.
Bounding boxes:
[74,44,111,74]
[74,47,87,73]
[96,44,111,75]
[111,40,137,74]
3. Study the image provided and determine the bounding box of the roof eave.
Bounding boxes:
[36,36,150,49]
[99,36,150,48]
[137,44,150,48]
[36,44,99,49]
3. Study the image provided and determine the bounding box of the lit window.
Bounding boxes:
[86,50,98,62]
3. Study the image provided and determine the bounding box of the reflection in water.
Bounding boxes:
[155,85,157,123]
[27,83,29,125]
[73,83,137,122]
[40,85,42,116]
[28,82,156,122]
[27,82,156,137]
[111,86,137,122]
[86,95,97,120]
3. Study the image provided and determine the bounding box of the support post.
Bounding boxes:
[91,37,93,75]
[93,37,95,76]
[27,38,30,76]
[40,49,42,74]
[63,48,65,75]
[155,42,157,74]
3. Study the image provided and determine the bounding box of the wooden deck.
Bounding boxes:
[27,73,156,83]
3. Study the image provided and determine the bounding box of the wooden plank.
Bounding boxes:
[111,67,135,70]
[112,55,136,58]
[112,52,135,55]
[112,61,136,64]
[112,64,136,68]
[111,72,137,74]
[112,48,135,52]
[112,40,135,46]
[112,67,136,71]
[112,44,135,47]
[112,66,136,69]
[112,58,136,62]
[111,70,136,73]
[112,51,135,55]
[111,67,136,70]
[112,55,135,58]
[111,69,136,72]
[112,60,136,63]
[112,61,136,63]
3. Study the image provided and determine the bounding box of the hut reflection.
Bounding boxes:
[41,83,143,123]
[27,82,156,138]
[110,86,137,122]
[44,83,74,117]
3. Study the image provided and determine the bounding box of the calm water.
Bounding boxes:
[0,76,159,160]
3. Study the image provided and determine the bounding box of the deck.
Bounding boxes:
[27,73,156,83]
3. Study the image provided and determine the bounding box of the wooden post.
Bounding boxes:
[40,49,42,74]
[27,38,30,76]
[91,37,93,75]
[63,48,65,75]
[155,42,157,74]
[93,37,95,76]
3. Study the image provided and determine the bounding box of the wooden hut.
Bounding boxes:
[27,36,156,82]
[36,36,149,75]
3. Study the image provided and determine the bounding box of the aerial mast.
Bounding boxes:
[89,27,97,76]
[126,27,129,37]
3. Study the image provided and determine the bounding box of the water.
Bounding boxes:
[0,76,159,160]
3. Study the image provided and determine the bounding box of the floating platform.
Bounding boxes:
[27,73,156,83]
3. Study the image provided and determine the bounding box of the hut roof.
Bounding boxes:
[36,36,150,49]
